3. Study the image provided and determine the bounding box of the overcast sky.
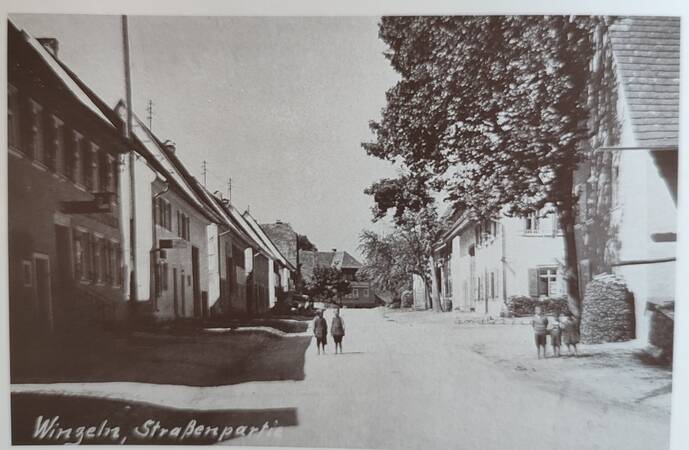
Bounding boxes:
[10,14,400,259]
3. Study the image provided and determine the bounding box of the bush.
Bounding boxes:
[505,295,570,317]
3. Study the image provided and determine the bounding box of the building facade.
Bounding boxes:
[418,210,565,317]
[300,250,378,308]
[8,21,128,340]
[575,16,679,344]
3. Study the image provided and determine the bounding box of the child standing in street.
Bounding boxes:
[313,310,328,355]
[562,312,580,356]
[331,308,345,354]
[531,306,549,359]
[550,313,563,357]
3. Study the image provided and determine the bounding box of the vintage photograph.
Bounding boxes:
[5,12,681,449]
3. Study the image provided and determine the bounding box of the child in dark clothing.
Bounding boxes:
[331,308,345,354]
[313,310,327,355]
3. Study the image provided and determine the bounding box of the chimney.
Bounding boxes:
[332,248,337,253]
[162,140,176,154]
[276,219,283,224]
[38,38,59,58]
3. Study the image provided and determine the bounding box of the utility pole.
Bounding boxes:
[202,160,207,187]
[122,15,137,302]
[227,177,232,202]
[146,99,153,130]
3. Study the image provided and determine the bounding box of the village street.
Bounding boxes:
[11,308,671,449]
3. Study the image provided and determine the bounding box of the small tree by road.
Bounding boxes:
[305,266,352,307]
[359,205,444,311]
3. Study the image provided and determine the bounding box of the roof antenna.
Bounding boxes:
[146,99,154,130]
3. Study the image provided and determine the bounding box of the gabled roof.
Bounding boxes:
[332,251,363,270]
[609,16,680,147]
[9,19,117,131]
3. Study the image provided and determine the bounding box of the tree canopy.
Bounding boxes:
[305,266,352,306]
[363,16,607,315]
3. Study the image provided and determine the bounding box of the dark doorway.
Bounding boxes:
[192,246,201,318]
[180,270,186,317]
[33,254,53,333]
[54,225,73,313]
[173,267,178,318]
[226,256,233,312]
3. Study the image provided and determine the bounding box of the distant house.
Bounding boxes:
[260,220,317,292]
[242,212,297,309]
[300,250,379,308]
[8,20,128,338]
[110,103,225,322]
[418,208,565,316]
[575,16,679,344]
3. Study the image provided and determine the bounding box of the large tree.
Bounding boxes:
[364,16,605,317]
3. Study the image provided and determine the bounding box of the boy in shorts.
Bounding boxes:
[531,306,548,359]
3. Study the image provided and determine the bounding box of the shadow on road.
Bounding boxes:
[11,392,297,445]
[11,330,312,387]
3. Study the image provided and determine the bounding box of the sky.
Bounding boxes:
[10,14,400,259]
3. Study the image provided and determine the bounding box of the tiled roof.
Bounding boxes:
[335,251,363,269]
[609,16,680,147]
[299,250,362,282]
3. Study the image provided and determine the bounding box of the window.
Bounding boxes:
[72,131,84,185]
[537,267,561,297]
[98,150,109,192]
[177,210,182,236]
[110,155,119,193]
[28,99,45,163]
[490,272,495,299]
[8,84,21,150]
[524,212,540,235]
[49,116,65,173]
[94,236,105,284]
[164,201,172,230]
[363,288,369,298]
[182,214,190,240]
[74,229,90,282]
[154,197,161,226]
[113,242,122,287]
[82,142,99,191]
[88,234,97,281]
[353,289,359,298]
[475,220,497,246]
[155,262,169,295]
[233,245,245,268]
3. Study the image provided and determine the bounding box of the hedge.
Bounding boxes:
[505,295,570,317]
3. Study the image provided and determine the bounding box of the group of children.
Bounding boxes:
[313,308,346,355]
[531,307,579,359]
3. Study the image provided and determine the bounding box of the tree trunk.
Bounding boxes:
[428,255,441,312]
[557,169,582,318]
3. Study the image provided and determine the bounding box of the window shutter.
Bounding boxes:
[528,268,538,297]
